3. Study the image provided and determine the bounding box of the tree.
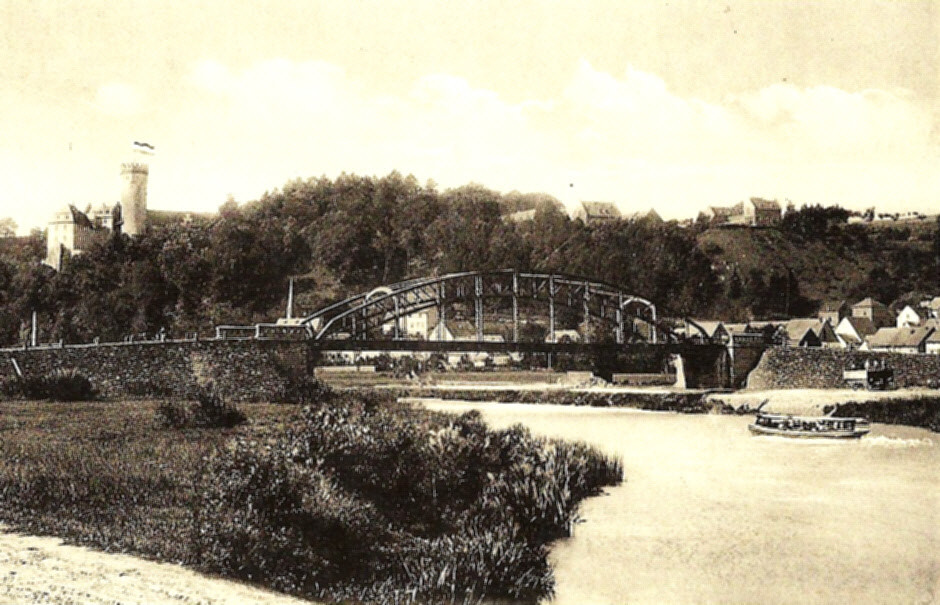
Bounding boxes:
[0,218,17,238]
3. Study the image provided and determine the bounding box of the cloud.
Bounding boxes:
[163,58,937,218]
[94,83,144,116]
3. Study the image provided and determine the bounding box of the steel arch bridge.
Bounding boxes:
[299,270,663,344]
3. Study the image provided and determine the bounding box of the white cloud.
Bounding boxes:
[147,58,940,220]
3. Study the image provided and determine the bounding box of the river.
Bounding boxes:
[422,401,939,605]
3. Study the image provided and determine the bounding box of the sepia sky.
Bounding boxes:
[0,0,937,232]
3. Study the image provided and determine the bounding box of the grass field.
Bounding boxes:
[0,393,622,603]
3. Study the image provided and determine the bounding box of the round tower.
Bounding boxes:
[120,162,148,236]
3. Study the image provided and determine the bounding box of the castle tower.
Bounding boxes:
[120,162,148,236]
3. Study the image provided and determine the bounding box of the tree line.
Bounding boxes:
[0,172,935,345]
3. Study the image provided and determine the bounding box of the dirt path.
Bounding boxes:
[0,527,315,605]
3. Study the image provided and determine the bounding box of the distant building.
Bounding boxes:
[919,296,940,319]
[834,316,878,349]
[851,297,894,328]
[573,201,621,225]
[779,318,839,348]
[818,300,850,324]
[926,328,940,355]
[503,209,537,224]
[545,329,581,343]
[864,326,935,354]
[428,319,505,342]
[44,203,121,270]
[700,198,781,228]
[44,162,149,271]
[896,305,924,328]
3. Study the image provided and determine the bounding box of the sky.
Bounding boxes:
[0,0,937,233]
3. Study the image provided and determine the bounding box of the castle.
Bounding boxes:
[44,162,150,270]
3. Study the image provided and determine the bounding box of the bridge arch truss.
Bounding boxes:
[300,270,662,344]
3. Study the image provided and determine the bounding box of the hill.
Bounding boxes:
[696,215,938,319]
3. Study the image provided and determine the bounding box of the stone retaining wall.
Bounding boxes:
[746,347,940,390]
[0,340,307,402]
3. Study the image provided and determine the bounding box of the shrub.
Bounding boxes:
[280,375,334,406]
[193,398,623,603]
[155,383,246,429]
[19,369,97,401]
[0,376,23,399]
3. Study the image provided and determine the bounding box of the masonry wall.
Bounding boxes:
[746,347,940,390]
[0,340,308,402]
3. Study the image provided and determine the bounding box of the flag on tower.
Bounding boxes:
[131,141,155,155]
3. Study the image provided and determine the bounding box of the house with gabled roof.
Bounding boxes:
[864,326,935,354]
[685,320,726,342]
[896,305,924,328]
[779,318,838,348]
[428,319,505,343]
[926,326,940,354]
[737,198,782,227]
[852,297,894,328]
[919,296,940,319]
[573,201,621,225]
[818,300,850,324]
[834,316,878,349]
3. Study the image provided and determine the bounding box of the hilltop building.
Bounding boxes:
[700,198,782,228]
[44,162,149,270]
[573,201,621,225]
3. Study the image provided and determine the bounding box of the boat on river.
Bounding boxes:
[748,412,870,439]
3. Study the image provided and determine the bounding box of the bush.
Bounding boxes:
[279,375,334,406]
[155,383,246,429]
[193,398,623,603]
[19,369,97,401]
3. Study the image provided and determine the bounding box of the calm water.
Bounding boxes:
[422,401,940,605]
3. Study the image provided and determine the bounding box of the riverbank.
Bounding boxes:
[0,393,621,603]
[707,388,940,431]
[391,384,710,412]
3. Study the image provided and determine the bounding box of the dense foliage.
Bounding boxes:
[0,173,936,344]
[0,387,622,604]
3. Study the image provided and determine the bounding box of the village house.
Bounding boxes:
[545,329,581,343]
[834,316,878,349]
[926,329,940,355]
[818,300,850,324]
[863,326,935,354]
[734,198,782,227]
[428,319,505,343]
[573,201,621,225]
[851,297,894,328]
[919,296,940,319]
[778,318,840,348]
[896,305,924,328]
[685,320,726,342]
[700,198,782,228]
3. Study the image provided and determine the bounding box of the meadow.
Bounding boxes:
[0,384,622,604]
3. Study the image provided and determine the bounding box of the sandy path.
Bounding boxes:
[0,527,316,605]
